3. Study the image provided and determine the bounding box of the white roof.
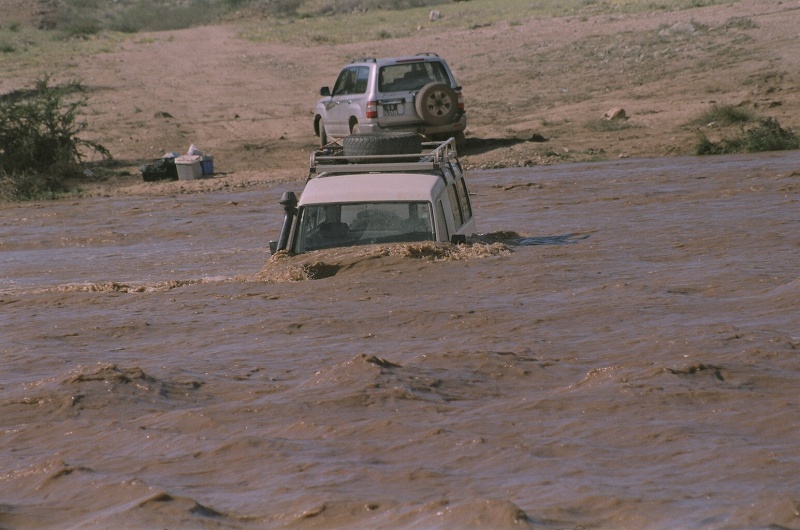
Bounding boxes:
[298,172,444,205]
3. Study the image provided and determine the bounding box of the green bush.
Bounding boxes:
[724,16,757,29]
[261,0,304,16]
[0,77,110,200]
[693,103,755,126]
[61,12,103,37]
[110,0,231,33]
[317,0,445,14]
[696,117,800,155]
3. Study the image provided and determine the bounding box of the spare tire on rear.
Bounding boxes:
[415,83,458,126]
[343,133,422,162]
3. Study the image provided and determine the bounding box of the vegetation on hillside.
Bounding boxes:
[693,104,800,155]
[696,117,800,155]
[13,0,451,36]
[0,0,745,38]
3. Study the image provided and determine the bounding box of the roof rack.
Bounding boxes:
[349,54,440,64]
[308,137,459,179]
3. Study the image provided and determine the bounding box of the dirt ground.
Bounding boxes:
[2,0,799,196]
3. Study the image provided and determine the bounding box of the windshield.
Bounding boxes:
[294,202,435,253]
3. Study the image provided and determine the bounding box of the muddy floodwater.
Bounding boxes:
[2,152,799,529]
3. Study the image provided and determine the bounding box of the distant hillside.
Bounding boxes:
[0,0,451,35]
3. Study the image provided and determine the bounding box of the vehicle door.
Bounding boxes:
[326,66,369,136]
[376,61,449,127]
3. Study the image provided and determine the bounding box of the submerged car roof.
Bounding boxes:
[298,172,445,205]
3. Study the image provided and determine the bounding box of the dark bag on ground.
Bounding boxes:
[141,157,178,182]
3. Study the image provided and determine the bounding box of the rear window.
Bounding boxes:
[378,62,450,92]
[294,202,435,253]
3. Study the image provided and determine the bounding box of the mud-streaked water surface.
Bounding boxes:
[2,152,799,529]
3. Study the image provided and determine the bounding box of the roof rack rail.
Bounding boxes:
[350,57,376,63]
[308,137,459,180]
[416,52,441,58]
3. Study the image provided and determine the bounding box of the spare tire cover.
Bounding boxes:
[415,83,458,126]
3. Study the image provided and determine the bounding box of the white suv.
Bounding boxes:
[313,54,466,147]
[270,134,476,255]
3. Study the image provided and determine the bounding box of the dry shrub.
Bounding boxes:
[696,117,800,155]
[0,76,109,200]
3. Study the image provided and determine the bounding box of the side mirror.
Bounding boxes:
[320,86,331,97]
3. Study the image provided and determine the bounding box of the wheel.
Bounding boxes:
[319,122,328,147]
[415,83,458,126]
[343,133,423,161]
[453,131,465,151]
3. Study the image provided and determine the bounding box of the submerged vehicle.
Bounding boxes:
[270,133,476,255]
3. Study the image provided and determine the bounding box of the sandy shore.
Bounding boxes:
[2,0,798,198]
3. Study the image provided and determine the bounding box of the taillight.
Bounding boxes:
[456,91,465,111]
[366,101,377,119]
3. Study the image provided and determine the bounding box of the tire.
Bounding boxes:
[415,83,458,126]
[429,132,464,150]
[343,133,423,161]
[319,122,328,147]
[453,131,465,152]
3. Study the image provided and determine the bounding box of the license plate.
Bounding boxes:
[383,103,399,116]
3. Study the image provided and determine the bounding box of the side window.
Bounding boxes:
[446,185,463,226]
[293,207,318,253]
[332,69,349,95]
[429,62,449,84]
[332,68,356,96]
[354,66,370,94]
[436,200,450,240]
[455,176,473,221]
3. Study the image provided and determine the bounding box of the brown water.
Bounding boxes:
[2,152,799,529]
